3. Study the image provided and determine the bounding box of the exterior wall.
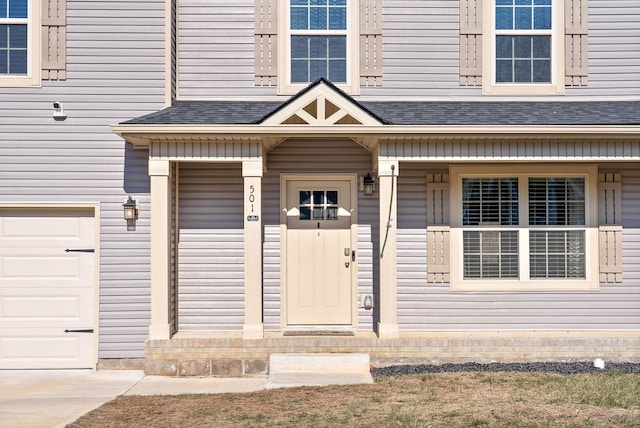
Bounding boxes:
[0,0,166,358]
[396,162,640,331]
[177,162,245,330]
[177,0,640,99]
[262,138,377,331]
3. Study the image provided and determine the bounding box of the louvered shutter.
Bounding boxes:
[41,0,66,80]
[599,173,622,284]
[426,174,450,284]
[360,0,382,86]
[255,0,278,86]
[565,0,588,86]
[459,0,482,86]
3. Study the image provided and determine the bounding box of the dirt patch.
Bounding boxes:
[68,372,640,427]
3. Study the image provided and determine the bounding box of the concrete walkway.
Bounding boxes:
[0,370,267,428]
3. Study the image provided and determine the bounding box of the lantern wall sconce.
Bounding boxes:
[360,173,376,196]
[123,196,138,231]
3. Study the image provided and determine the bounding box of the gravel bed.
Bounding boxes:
[372,361,640,377]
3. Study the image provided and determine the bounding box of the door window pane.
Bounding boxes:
[298,189,340,221]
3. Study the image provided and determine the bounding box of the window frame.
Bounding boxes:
[482,0,564,95]
[0,0,41,87]
[278,0,359,95]
[450,164,599,291]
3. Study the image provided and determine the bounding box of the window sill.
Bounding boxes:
[481,82,565,96]
[451,279,600,292]
[0,75,41,88]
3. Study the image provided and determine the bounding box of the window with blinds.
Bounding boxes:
[452,167,597,291]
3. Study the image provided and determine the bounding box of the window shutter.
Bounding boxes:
[459,0,482,86]
[598,173,622,284]
[360,0,382,86]
[255,0,278,86]
[426,174,450,284]
[41,0,66,80]
[565,0,588,86]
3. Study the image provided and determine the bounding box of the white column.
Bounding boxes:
[378,160,400,338]
[242,160,264,339]
[148,159,172,340]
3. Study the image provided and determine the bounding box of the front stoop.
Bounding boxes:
[266,353,374,389]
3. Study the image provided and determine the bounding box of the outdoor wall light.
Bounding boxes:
[53,101,67,121]
[123,196,138,230]
[363,295,373,310]
[360,173,376,196]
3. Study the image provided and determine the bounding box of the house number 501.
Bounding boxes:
[249,184,256,213]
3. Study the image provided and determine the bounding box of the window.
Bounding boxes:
[298,190,339,221]
[278,0,359,94]
[451,165,599,291]
[481,0,564,94]
[0,0,40,86]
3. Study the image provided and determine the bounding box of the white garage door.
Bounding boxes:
[0,208,96,369]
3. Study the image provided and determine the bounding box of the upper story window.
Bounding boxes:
[290,0,347,84]
[277,0,360,94]
[480,0,566,94]
[0,0,28,74]
[0,0,41,87]
[495,0,552,84]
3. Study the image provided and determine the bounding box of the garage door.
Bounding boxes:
[0,208,96,369]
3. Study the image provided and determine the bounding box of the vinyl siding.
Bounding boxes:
[262,138,377,331]
[0,0,166,358]
[177,0,640,99]
[397,163,640,331]
[177,162,245,330]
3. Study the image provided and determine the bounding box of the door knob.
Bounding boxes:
[345,261,350,268]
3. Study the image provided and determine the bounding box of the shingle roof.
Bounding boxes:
[121,101,282,125]
[123,99,640,126]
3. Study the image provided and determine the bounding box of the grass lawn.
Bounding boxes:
[68,371,640,427]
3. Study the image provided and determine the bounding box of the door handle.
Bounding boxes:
[345,261,350,268]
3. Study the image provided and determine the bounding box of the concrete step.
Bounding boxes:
[266,353,373,389]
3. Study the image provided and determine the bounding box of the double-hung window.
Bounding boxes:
[483,0,564,94]
[451,165,599,291]
[280,0,358,94]
[0,0,40,86]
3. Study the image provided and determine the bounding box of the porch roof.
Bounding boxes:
[123,99,640,127]
[113,80,640,150]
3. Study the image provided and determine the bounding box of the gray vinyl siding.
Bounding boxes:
[178,0,276,98]
[397,163,640,331]
[0,0,166,358]
[177,162,245,330]
[177,0,640,99]
[262,138,377,331]
[263,225,282,330]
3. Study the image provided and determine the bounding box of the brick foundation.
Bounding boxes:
[140,334,640,377]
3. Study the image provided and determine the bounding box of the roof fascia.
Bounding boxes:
[113,123,640,149]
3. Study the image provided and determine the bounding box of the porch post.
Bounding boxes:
[148,159,172,340]
[242,160,264,339]
[378,160,400,338]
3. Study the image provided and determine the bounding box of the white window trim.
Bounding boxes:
[277,0,359,95]
[450,164,599,292]
[0,0,41,87]
[482,0,564,95]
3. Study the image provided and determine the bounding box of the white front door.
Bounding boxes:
[285,179,354,326]
[0,208,96,369]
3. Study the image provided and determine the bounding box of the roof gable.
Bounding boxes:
[260,78,384,126]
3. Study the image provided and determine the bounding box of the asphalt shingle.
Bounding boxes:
[122,99,640,127]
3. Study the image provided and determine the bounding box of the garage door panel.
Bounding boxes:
[0,330,93,369]
[0,288,93,327]
[0,253,94,286]
[0,208,95,369]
